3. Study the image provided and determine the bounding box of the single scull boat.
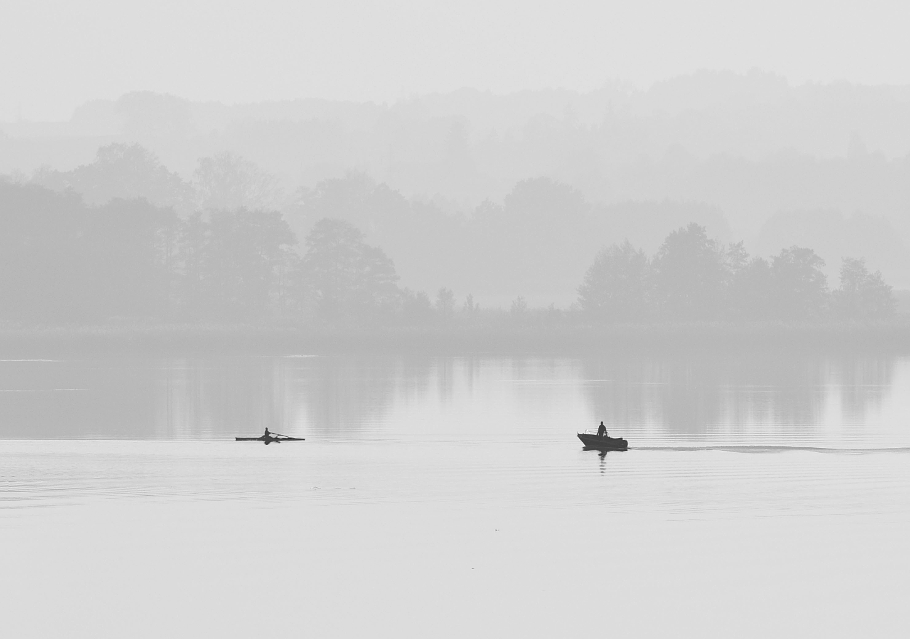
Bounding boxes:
[236,430,305,445]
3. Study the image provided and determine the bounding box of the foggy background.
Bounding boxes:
[6,6,910,639]
[3,0,910,319]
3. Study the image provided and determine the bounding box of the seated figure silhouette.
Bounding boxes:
[596,421,607,438]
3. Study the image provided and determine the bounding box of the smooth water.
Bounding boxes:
[1,354,909,638]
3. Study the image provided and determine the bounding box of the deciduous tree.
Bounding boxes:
[770,246,829,320]
[299,219,400,322]
[578,241,650,321]
[832,257,895,320]
[650,223,727,320]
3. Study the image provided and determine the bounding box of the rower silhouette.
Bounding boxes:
[235,430,303,444]
[596,421,607,438]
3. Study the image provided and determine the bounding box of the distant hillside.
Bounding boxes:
[3,70,910,286]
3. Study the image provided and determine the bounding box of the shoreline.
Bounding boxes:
[2,321,910,356]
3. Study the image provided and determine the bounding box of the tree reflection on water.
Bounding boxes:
[581,353,895,440]
[0,353,898,441]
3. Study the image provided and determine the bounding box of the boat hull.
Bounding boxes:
[577,433,628,451]
[235,436,305,443]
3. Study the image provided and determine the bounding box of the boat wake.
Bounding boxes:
[631,445,910,454]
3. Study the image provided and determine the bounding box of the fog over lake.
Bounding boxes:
[6,2,910,637]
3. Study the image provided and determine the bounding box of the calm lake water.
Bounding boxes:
[2,354,909,638]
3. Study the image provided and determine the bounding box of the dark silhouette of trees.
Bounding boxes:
[832,258,895,320]
[435,288,456,322]
[577,241,649,321]
[578,225,896,324]
[355,244,400,315]
[290,173,406,235]
[0,175,901,329]
[194,152,281,211]
[197,208,297,320]
[0,179,299,323]
[32,143,193,211]
[728,256,774,320]
[650,223,727,320]
[502,178,588,225]
[0,181,179,322]
[175,212,208,318]
[457,178,595,304]
[171,208,297,321]
[0,181,86,322]
[78,198,179,319]
[287,174,740,309]
[462,293,479,316]
[287,174,468,303]
[401,289,434,325]
[115,92,194,139]
[770,246,829,320]
[510,296,529,321]
[299,219,400,322]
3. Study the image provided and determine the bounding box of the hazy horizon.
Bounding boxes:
[6,71,910,126]
[6,65,910,304]
[5,0,910,121]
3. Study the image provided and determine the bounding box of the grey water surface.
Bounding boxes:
[2,354,909,638]
[3,353,909,444]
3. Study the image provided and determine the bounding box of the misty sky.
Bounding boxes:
[3,0,910,121]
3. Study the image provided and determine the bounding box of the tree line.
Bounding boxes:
[578,223,895,322]
[22,141,906,312]
[24,142,741,305]
[0,175,897,327]
[0,178,433,325]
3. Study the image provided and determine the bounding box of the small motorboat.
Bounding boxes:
[577,431,628,451]
[236,431,305,445]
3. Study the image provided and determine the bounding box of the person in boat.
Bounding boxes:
[263,427,272,439]
[596,421,608,438]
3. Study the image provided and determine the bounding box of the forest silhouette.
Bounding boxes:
[0,142,896,329]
